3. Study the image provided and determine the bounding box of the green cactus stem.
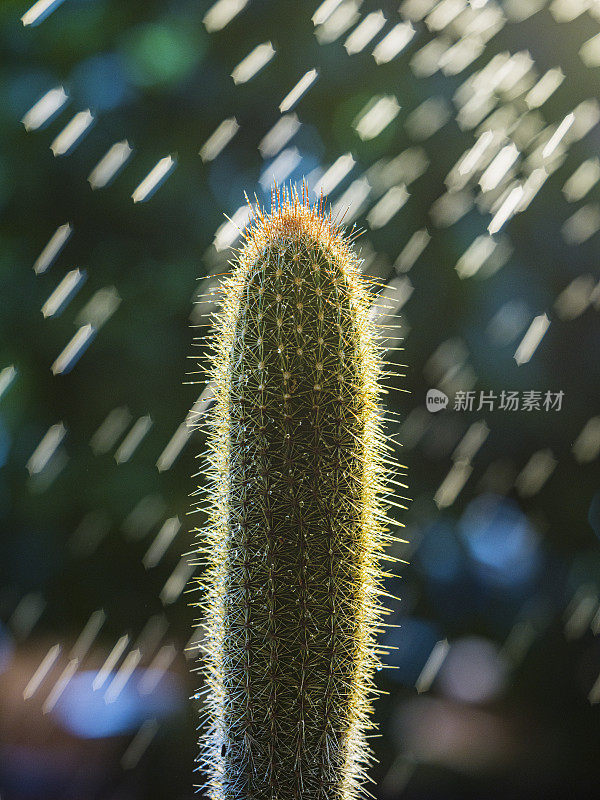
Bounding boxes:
[193,185,404,800]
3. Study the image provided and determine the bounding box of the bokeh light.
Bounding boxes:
[459,493,541,590]
[122,22,205,88]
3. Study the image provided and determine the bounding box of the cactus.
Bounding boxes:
[194,185,402,800]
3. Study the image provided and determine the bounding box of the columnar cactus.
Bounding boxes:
[194,186,400,800]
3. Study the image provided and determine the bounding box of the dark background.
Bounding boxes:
[1,0,599,798]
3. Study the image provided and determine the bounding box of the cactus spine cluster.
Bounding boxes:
[194,186,400,800]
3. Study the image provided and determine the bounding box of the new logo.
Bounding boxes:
[426,389,449,412]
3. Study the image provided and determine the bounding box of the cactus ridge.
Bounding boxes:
[192,185,405,800]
